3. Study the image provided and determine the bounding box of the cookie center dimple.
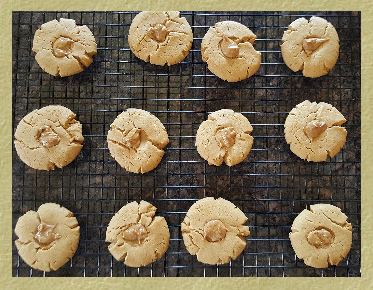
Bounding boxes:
[123,128,141,149]
[38,125,61,148]
[216,127,237,148]
[220,34,239,58]
[34,223,61,245]
[52,36,74,58]
[303,120,327,140]
[307,227,334,249]
[122,224,148,245]
[204,219,227,242]
[302,37,329,55]
[148,24,169,42]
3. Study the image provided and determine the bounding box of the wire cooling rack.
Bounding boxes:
[12,11,361,277]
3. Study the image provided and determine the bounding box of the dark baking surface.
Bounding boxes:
[12,11,361,277]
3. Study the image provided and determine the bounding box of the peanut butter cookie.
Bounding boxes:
[289,204,352,268]
[128,11,193,66]
[181,197,250,265]
[33,18,97,77]
[284,100,347,162]
[107,108,169,174]
[14,203,80,272]
[195,109,254,166]
[281,16,339,78]
[14,105,84,170]
[201,21,261,82]
[106,201,170,267]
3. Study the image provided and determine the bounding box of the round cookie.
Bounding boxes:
[195,109,254,166]
[33,18,97,77]
[14,105,84,170]
[281,16,339,78]
[14,203,80,272]
[181,197,250,265]
[107,108,169,174]
[201,21,261,82]
[106,201,170,267]
[128,11,193,66]
[284,100,347,162]
[289,204,352,268]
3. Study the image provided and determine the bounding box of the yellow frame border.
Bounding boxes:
[1,2,371,289]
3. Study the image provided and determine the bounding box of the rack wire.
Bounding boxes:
[12,11,361,277]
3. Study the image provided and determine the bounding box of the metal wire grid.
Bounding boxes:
[12,11,361,277]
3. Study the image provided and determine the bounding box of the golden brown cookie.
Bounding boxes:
[195,109,254,166]
[14,105,84,170]
[289,204,352,268]
[107,108,169,174]
[281,16,339,78]
[14,203,80,272]
[284,100,347,162]
[201,21,261,82]
[128,11,193,66]
[33,18,97,77]
[181,197,250,265]
[106,201,170,267]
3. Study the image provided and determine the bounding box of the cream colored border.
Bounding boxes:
[1,1,371,289]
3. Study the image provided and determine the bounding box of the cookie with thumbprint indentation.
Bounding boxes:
[281,16,339,78]
[128,11,193,66]
[14,203,80,272]
[32,18,97,77]
[195,109,254,166]
[289,204,352,268]
[106,200,170,267]
[14,105,84,170]
[107,108,169,174]
[284,100,347,162]
[201,20,261,82]
[181,197,250,265]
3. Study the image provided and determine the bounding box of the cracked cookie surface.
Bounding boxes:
[14,105,84,170]
[32,18,97,77]
[289,204,352,268]
[128,11,193,66]
[181,197,250,265]
[107,108,169,174]
[201,21,261,82]
[195,109,254,166]
[281,16,339,78]
[284,100,347,162]
[106,201,170,267]
[14,203,80,272]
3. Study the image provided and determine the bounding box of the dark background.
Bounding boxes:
[12,11,360,277]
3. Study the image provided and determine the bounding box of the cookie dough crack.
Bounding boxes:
[14,240,32,246]
[35,243,55,252]
[110,127,161,151]
[107,137,142,153]
[186,233,200,250]
[34,111,76,131]
[21,117,34,127]
[67,223,79,230]
[321,212,349,228]
[69,53,87,66]
[169,30,191,37]
[15,139,42,150]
